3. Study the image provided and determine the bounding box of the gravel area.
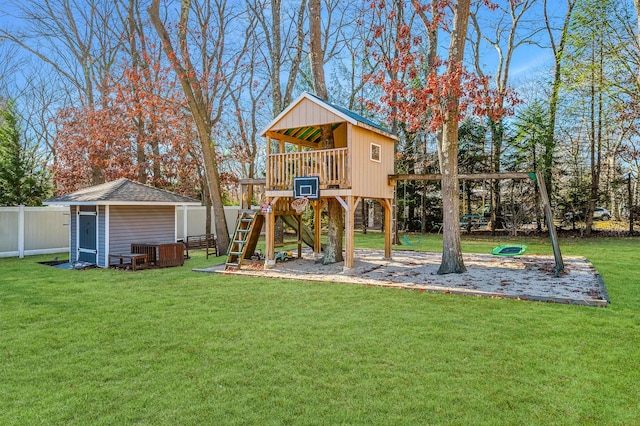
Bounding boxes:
[198,249,609,307]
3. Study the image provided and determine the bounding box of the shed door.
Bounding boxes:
[78,212,97,263]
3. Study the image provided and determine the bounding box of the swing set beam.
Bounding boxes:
[388,172,534,185]
[387,171,564,277]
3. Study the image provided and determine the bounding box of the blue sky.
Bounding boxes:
[0,0,592,106]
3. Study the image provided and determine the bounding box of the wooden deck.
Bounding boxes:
[266,148,349,190]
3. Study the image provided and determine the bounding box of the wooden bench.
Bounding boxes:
[108,253,148,271]
[183,234,217,259]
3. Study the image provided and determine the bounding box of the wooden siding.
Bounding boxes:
[333,122,347,148]
[108,206,176,255]
[350,125,395,199]
[270,97,343,131]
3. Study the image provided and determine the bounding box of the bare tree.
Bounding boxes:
[0,42,22,97]
[247,0,307,116]
[148,0,249,251]
[225,11,269,207]
[544,0,575,198]
[0,0,123,108]
[1,0,125,184]
[307,0,345,264]
[438,0,471,274]
[634,0,640,40]
[469,0,540,233]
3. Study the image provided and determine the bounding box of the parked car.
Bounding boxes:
[564,207,611,221]
[593,207,611,220]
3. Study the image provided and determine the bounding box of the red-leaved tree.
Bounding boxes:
[52,57,202,198]
[366,0,510,274]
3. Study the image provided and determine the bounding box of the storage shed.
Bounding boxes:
[44,178,200,268]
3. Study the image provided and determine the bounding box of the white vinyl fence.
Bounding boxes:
[0,205,243,258]
[0,206,70,258]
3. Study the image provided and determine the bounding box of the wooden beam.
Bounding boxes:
[312,200,322,254]
[378,198,393,259]
[354,196,362,212]
[239,178,266,186]
[344,196,355,269]
[265,130,320,149]
[264,197,276,268]
[334,195,349,211]
[388,172,534,184]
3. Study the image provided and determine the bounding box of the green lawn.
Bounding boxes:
[1,234,639,424]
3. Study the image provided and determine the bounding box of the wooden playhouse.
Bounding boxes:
[226,92,398,269]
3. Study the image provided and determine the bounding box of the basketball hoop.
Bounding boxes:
[291,197,309,214]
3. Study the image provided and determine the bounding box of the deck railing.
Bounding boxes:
[267,148,349,190]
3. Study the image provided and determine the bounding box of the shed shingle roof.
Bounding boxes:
[44,178,201,205]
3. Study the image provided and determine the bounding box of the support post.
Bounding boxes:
[629,174,634,235]
[344,196,355,269]
[536,172,564,276]
[379,199,392,260]
[313,200,322,254]
[297,213,302,258]
[264,199,276,268]
[182,205,188,241]
[18,204,25,258]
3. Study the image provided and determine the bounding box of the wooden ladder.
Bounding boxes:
[225,211,263,270]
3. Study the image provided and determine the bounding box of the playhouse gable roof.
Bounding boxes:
[261,92,397,142]
[44,178,201,206]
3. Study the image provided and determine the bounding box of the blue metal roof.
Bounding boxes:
[305,92,395,137]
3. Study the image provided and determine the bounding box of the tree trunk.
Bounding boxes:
[544,0,574,198]
[489,119,503,234]
[203,178,212,236]
[308,0,343,264]
[148,0,230,251]
[635,0,640,70]
[438,0,470,275]
[439,105,466,274]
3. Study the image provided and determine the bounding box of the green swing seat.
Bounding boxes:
[491,244,528,256]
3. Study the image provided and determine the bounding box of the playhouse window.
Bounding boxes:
[370,143,381,162]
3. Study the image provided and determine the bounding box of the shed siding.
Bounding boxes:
[271,98,343,130]
[350,125,395,199]
[98,206,106,267]
[108,206,175,255]
[70,206,77,262]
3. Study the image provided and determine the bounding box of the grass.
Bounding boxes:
[1,233,640,424]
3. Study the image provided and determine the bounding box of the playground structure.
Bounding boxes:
[224,92,397,270]
[389,172,564,276]
[223,93,564,277]
[262,92,398,269]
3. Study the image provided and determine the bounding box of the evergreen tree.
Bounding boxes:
[0,101,52,206]
[507,101,548,173]
[507,102,549,231]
